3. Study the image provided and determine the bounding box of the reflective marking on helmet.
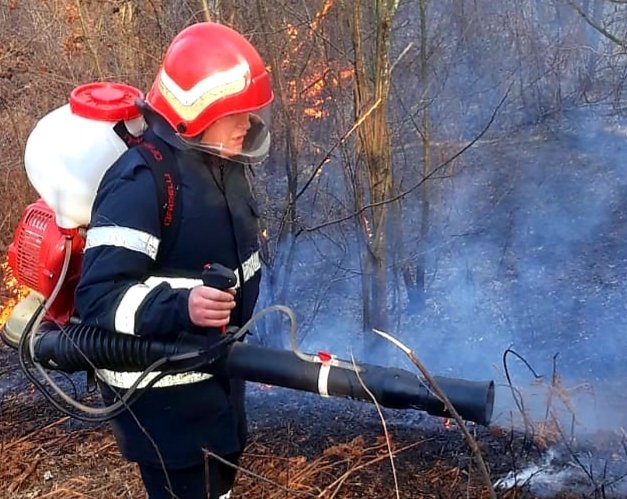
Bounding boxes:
[96,368,212,389]
[159,64,249,122]
[85,226,160,260]
[236,251,261,287]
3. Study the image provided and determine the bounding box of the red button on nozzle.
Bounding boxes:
[318,351,332,363]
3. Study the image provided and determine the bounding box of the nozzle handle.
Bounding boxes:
[202,263,237,290]
[201,262,237,335]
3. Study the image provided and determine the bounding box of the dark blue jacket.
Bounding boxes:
[76,130,261,340]
[75,129,260,465]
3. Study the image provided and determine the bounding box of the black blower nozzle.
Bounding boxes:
[34,324,495,426]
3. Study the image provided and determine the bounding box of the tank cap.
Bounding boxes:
[70,82,144,121]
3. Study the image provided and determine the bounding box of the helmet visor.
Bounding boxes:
[181,105,271,164]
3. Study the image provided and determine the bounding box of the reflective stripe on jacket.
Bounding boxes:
[75,130,262,389]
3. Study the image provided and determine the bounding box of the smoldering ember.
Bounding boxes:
[1,1,627,498]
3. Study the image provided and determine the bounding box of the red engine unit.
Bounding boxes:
[8,199,85,324]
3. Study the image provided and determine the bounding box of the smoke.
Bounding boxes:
[250,3,627,495]
[260,107,627,439]
[412,109,627,435]
[493,446,627,498]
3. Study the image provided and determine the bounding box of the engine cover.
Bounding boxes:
[8,199,85,323]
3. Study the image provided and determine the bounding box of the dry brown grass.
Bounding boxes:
[0,403,490,499]
[0,0,200,253]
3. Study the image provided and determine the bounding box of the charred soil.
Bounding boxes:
[1,341,625,499]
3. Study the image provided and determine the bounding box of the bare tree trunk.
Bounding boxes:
[579,0,604,100]
[416,0,430,312]
[348,0,398,347]
[402,0,430,316]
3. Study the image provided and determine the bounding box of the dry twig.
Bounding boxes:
[342,353,400,499]
[373,328,497,499]
[204,448,319,498]
[3,416,69,451]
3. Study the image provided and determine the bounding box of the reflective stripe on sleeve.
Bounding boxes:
[113,253,260,334]
[85,226,160,260]
[115,277,203,334]
[114,284,152,335]
[96,369,212,389]
[236,251,261,288]
[104,254,261,388]
[113,253,261,334]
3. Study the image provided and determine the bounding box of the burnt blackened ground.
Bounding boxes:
[245,385,627,498]
[1,329,626,499]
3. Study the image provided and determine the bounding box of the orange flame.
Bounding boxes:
[279,0,353,122]
[286,23,299,42]
[0,258,30,329]
[300,69,353,120]
[310,0,335,33]
[304,107,324,119]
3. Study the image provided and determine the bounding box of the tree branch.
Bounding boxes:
[300,82,512,234]
[295,97,383,201]
[372,328,497,499]
[565,0,627,50]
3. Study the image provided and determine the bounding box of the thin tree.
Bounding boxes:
[347,0,399,342]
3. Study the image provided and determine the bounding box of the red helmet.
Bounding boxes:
[146,22,274,163]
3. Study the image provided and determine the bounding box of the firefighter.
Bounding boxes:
[75,22,273,499]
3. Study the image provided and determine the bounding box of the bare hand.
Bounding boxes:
[188,286,236,328]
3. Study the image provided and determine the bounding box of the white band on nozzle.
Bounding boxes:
[317,363,331,398]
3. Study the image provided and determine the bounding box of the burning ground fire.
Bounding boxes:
[0,258,29,330]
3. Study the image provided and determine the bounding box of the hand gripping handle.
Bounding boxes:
[201,263,237,334]
[201,262,237,290]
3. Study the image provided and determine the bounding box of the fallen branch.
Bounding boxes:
[372,328,497,499]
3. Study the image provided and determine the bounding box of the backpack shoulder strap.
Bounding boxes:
[113,121,182,260]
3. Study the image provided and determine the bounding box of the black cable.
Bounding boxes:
[19,310,247,422]
[18,304,170,422]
